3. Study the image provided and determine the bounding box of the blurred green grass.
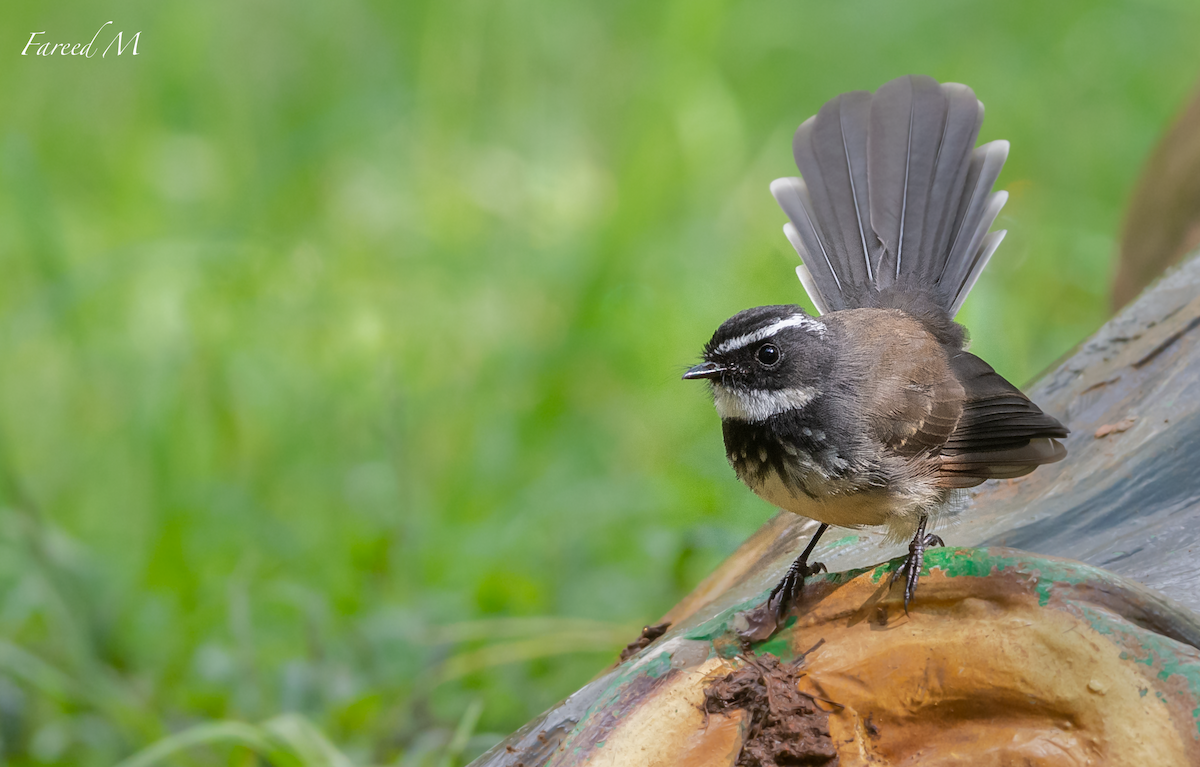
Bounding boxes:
[0,0,1198,764]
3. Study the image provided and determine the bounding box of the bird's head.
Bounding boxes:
[683,305,831,423]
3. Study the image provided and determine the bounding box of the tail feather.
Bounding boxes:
[773,177,845,310]
[793,92,879,289]
[773,75,1008,316]
[867,73,947,288]
[940,141,1009,306]
[949,226,1005,316]
[920,84,985,272]
[795,264,831,315]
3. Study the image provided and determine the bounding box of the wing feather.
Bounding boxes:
[935,352,1068,486]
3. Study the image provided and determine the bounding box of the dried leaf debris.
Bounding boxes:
[704,653,838,767]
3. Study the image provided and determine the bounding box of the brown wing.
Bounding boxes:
[937,351,1069,488]
[871,376,964,457]
[842,310,966,457]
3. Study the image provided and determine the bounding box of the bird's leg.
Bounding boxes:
[889,515,945,614]
[768,523,829,617]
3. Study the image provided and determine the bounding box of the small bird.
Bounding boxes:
[684,75,1068,615]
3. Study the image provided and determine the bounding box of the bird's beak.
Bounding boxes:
[682,361,727,380]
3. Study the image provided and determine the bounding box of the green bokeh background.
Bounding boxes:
[1,1,1197,764]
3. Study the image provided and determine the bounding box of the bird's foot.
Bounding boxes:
[889,521,944,614]
[768,555,827,619]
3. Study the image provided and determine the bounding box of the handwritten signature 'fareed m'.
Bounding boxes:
[22,22,140,58]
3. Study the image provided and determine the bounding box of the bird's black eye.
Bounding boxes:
[756,343,781,367]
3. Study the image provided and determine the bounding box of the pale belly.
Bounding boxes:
[752,471,897,527]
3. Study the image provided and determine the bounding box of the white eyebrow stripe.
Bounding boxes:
[714,314,825,354]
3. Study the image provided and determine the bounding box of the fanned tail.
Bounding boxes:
[771,75,1008,316]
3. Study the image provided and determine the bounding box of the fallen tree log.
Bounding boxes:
[472,251,1200,766]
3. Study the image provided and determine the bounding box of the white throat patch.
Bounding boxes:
[714,314,825,354]
[713,384,816,422]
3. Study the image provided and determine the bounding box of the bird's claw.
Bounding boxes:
[766,523,831,621]
[888,527,944,614]
[769,558,826,619]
